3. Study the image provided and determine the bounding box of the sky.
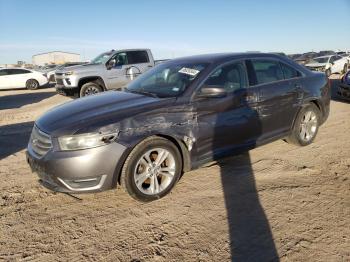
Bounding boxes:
[0,0,349,64]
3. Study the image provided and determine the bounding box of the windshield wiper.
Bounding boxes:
[124,88,159,98]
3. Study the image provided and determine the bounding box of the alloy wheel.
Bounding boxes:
[133,148,176,195]
[299,110,318,142]
[84,86,100,96]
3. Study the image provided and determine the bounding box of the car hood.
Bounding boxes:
[305,62,328,68]
[36,91,174,136]
[56,63,104,74]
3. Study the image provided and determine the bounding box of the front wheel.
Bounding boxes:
[285,103,320,146]
[120,137,182,202]
[80,82,102,97]
[342,64,348,74]
[325,69,331,77]
[26,79,39,90]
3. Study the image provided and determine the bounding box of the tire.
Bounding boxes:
[120,136,182,202]
[285,103,320,146]
[26,79,39,90]
[342,64,348,74]
[325,69,331,77]
[80,82,102,97]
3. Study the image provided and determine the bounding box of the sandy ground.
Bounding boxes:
[0,77,349,262]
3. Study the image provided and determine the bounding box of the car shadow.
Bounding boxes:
[0,121,34,160]
[213,95,279,261]
[0,91,56,110]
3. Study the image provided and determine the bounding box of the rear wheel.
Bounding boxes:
[120,137,182,202]
[26,79,39,90]
[325,69,331,77]
[80,82,102,97]
[286,103,320,146]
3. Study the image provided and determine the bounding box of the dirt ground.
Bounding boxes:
[0,77,349,262]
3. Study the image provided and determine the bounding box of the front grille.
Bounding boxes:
[56,78,64,85]
[30,126,52,157]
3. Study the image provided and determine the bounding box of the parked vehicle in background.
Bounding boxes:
[288,54,302,60]
[0,68,48,90]
[294,52,319,65]
[44,62,87,83]
[305,55,348,76]
[318,50,335,57]
[27,52,330,201]
[55,49,155,97]
[338,70,350,100]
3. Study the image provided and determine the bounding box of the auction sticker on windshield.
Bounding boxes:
[179,67,200,76]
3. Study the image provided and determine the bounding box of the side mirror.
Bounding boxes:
[198,85,227,98]
[106,59,116,70]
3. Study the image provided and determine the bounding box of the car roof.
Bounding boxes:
[167,52,290,64]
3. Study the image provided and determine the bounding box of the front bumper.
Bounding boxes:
[337,83,350,100]
[306,66,326,72]
[26,141,128,193]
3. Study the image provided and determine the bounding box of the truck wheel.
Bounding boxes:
[120,136,182,202]
[26,79,39,90]
[325,69,331,77]
[80,82,102,97]
[285,103,320,146]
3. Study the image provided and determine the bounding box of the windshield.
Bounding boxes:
[312,57,329,64]
[126,62,209,98]
[91,51,114,64]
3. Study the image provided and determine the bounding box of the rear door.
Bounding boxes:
[11,69,32,88]
[193,61,261,162]
[125,50,153,81]
[247,59,301,139]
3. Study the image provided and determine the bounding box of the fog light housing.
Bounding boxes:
[57,175,107,191]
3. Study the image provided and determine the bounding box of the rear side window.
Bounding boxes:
[251,60,284,85]
[127,51,149,64]
[8,69,31,75]
[280,63,301,79]
[203,62,248,92]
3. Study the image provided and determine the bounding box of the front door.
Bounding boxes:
[193,61,261,163]
[105,52,130,90]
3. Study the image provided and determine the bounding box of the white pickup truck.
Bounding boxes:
[55,49,156,97]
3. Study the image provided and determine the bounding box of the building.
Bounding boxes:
[32,51,81,66]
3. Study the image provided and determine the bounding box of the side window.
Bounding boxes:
[114,52,128,66]
[127,51,149,64]
[251,60,284,85]
[203,62,248,92]
[334,55,342,62]
[11,69,30,74]
[0,70,8,76]
[329,56,336,63]
[280,63,301,79]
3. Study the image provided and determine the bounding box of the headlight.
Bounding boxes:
[64,71,74,76]
[58,132,118,151]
